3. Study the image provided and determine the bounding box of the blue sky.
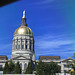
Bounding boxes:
[0,0,75,60]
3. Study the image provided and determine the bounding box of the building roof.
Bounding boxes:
[39,56,60,60]
[0,56,8,60]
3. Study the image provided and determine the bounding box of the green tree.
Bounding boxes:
[9,59,15,74]
[36,60,61,75]
[72,53,75,59]
[25,62,33,74]
[49,62,61,75]
[14,61,21,74]
[3,61,9,74]
[36,59,45,75]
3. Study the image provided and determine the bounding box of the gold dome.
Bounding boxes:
[14,26,33,36]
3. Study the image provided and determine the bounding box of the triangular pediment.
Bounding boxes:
[62,58,73,62]
[12,56,30,60]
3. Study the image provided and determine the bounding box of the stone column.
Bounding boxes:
[17,38,18,50]
[20,38,22,50]
[61,62,64,73]
[24,39,25,49]
[31,40,33,51]
[28,40,30,50]
[22,62,25,71]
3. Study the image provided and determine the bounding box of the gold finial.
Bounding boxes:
[22,10,25,18]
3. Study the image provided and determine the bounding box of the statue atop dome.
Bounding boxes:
[22,10,25,18]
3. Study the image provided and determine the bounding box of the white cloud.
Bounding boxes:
[35,34,74,49]
[35,34,75,59]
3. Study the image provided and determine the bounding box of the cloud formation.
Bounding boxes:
[35,34,75,59]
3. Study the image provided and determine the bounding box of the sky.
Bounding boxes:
[0,0,75,60]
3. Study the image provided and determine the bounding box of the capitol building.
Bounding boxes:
[0,10,73,73]
[11,10,35,73]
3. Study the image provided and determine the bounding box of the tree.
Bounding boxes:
[72,53,75,59]
[49,62,61,75]
[36,60,61,75]
[9,59,15,74]
[25,62,33,74]
[14,61,21,74]
[3,61,9,74]
[36,59,45,75]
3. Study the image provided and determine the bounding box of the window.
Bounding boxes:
[22,45,24,49]
[64,65,66,67]
[16,45,17,49]
[30,45,31,50]
[18,45,20,49]
[0,65,2,68]
[26,40,27,44]
[29,41,31,50]
[18,41,20,43]
[26,45,27,49]
[64,70,66,72]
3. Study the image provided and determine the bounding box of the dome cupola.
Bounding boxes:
[14,10,33,36]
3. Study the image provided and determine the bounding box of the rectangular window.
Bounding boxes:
[26,40,27,44]
[30,45,31,50]
[64,65,66,67]
[16,45,17,49]
[26,45,27,49]
[22,45,24,49]
[0,65,2,68]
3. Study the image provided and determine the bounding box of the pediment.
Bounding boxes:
[12,56,30,60]
[62,59,73,62]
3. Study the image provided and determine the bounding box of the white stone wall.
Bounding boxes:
[11,34,34,60]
